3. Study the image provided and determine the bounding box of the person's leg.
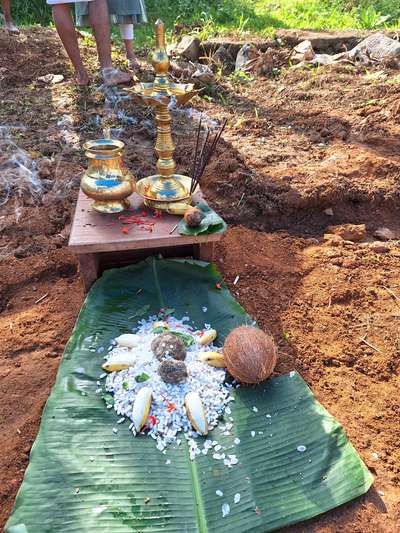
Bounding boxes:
[119,23,139,68]
[2,0,19,34]
[52,4,89,85]
[88,0,131,84]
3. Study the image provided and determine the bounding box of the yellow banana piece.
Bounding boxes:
[185,392,208,435]
[199,351,226,368]
[102,352,136,372]
[166,203,191,215]
[199,329,217,346]
[153,321,169,331]
[132,387,153,433]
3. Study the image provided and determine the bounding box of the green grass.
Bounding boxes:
[8,0,400,47]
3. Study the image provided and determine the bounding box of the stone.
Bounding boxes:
[370,242,390,254]
[191,64,215,85]
[324,208,334,216]
[323,233,343,246]
[276,29,368,54]
[326,224,366,242]
[37,74,64,84]
[373,227,396,241]
[213,46,234,71]
[235,44,256,70]
[294,40,315,61]
[175,35,201,62]
[348,33,400,67]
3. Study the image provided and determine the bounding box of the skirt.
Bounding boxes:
[75,0,147,26]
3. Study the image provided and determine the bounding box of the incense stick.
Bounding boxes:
[190,118,227,195]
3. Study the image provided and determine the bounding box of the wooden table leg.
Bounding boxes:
[196,243,215,263]
[78,253,99,292]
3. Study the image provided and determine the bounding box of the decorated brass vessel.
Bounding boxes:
[126,19,197,210]
[80,139,135,214]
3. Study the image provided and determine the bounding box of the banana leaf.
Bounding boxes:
[6,258,373,533]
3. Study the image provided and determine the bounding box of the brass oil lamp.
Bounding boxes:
[80,139,135,213]
[126,20,197,210]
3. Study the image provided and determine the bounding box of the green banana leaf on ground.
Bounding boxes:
[6,259,373,533]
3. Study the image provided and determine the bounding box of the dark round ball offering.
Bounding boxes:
[158,359,188,384]
[151,333,187,361]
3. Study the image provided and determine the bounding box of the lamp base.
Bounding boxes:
[136,175,196,212]
[91,199,130,214]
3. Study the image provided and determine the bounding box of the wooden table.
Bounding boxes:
[69,190,224,291]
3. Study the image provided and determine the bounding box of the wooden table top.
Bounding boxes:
[69,189,224,254]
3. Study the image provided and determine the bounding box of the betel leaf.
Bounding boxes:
[171,331,195,347]
[100,386,114,406]
[6,259,373,533]
[178,203,227,236]
[135,372,150,383]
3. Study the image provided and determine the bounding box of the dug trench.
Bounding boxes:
[1,27,400,531]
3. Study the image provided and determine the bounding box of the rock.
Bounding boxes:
[323,233,343,246]
[175,35,201,62]
[235,44,256,70]
[213,46,234,71]
[347,33,400,67]
[37,74,64,84]
[191,63,215,85]
[324,208,334,216]
[294,40,315,61]
[373,227,396,241]
[370,242,390,253]
[276,29,368,54]
[326,224,366,242]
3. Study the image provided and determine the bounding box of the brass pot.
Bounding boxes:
[80,139,135,214]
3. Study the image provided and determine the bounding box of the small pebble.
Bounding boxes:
[297,445,307,453]
[216,490,223,497]
[234,493,241,504]
[112,428,118,434]
[234,438,241,445]
[251,431,255,437]
[252,406,258,413]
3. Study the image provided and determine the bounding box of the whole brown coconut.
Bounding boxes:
[159,359,188,384]
[151,333,187,361]
[223,326,277,384]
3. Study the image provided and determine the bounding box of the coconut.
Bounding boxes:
[223,326,277,384]
[158,359,188,384]
[151,333,187,361]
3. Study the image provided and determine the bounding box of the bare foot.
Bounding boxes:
[76,69,90,86]
[5,21,19,35]
[102,68,132,86]
[128,55,141,71]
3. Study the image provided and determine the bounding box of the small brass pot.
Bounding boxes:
[80,139,135,214]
